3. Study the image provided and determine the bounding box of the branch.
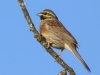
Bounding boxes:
[18,0,76,75]
[58,70,67,75]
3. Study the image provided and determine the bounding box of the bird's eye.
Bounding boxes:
[44,13,47,15]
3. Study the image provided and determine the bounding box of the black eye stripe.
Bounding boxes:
[43,12,54,17]
[43,12,47,15]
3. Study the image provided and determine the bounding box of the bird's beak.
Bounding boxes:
[36,12,43,16]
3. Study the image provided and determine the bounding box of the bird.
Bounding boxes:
[37,9,91,72]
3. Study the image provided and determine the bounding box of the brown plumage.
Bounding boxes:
[37,9,91,72]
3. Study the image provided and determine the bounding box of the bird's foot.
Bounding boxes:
[54,50,63,62]
[58,50,63,58]
[46,41,52,48]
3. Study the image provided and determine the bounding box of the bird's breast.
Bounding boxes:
[40,22,48,35]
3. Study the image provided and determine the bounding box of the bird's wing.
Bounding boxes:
[45,19,78,48]
[46,19,90,71]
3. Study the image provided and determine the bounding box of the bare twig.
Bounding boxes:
[18,0,76,75]
[58,70,67,75]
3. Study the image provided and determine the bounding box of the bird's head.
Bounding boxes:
[37,9,58,20]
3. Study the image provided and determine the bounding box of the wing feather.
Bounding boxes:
[45,19,78,48]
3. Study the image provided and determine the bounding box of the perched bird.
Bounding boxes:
[37,9,91,72]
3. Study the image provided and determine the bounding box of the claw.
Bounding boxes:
[54,49,63,62]
[58,49,63,58]
[47,41,52,48]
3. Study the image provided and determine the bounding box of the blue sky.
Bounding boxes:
[0,0,100,75]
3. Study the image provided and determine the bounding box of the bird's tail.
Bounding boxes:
[64,44,91,72]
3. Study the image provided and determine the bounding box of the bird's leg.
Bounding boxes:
[46,40,52,48]
[54,49,63,62]
[58,49,63,58]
